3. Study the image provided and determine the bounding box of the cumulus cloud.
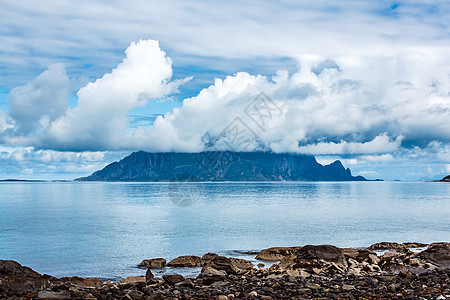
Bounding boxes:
[43,39,190,151]
[140,53,450,157]
[1,39,190,151]
[8,63,69,135]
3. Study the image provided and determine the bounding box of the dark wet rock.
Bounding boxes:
[139,258,166,269]
[167,255,202,267]
[256,246,302,261]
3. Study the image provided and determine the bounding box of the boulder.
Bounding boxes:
[162,274,185,285]
[202,256,239,275]
[417,242,450,268]
[256,246,302,261]
[167,255,202,267]
[230,257,254,270]
[294,245,347,267]
[201,255,254,275]
[0,260,42,279]
[139,258,166,269]
[201,253,219,265]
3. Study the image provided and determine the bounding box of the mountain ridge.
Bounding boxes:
[77,151,366,182]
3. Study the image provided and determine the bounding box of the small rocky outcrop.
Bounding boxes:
[167,255,202,267]
[368,242,427,250]
[138,258,166,269]
[256,246,302,261]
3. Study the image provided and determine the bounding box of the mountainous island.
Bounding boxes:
[77,151,366,181]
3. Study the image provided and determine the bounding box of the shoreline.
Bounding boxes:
[1,242,449,299]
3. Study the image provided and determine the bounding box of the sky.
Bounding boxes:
[0,0,449,181]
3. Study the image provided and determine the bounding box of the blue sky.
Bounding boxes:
[0,0,449,181]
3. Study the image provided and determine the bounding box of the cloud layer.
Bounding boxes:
[1,40,449,166]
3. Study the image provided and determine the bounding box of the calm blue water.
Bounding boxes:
[0,181,449,280]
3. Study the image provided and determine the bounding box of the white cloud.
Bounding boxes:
[1,39,191,151]
[8,63,69,135]
[137,52,449,156]
[0,145,127,180]
[44,39,190,151]
[1,40,449,159]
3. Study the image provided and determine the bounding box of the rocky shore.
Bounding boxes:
[1,242,449,299]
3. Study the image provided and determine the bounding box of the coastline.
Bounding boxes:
[1,242,449,299]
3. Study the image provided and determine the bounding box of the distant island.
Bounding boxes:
[77,151,367,182]
[435,175,450,182]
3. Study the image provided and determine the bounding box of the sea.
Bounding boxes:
[0,181,449,281]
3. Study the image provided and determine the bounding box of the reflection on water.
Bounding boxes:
[0,181,449,280]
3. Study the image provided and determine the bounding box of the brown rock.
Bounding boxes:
[167,255,202,267]
[229,257,254,270]
[201,253,219,264]
[118,276,146,285]
[146,268,154,282]
[175,279,194,288]
[139,258,166,269]
[201,266,227,276]
[162,274,185,285]
[58,276,103,287]
[0,260,42,278]
[295,245,347,266]
[368,242,407,250]
[201,255,253,275]
[403,242,428,248]
[343,248,376,262]
[256,246,302,261]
